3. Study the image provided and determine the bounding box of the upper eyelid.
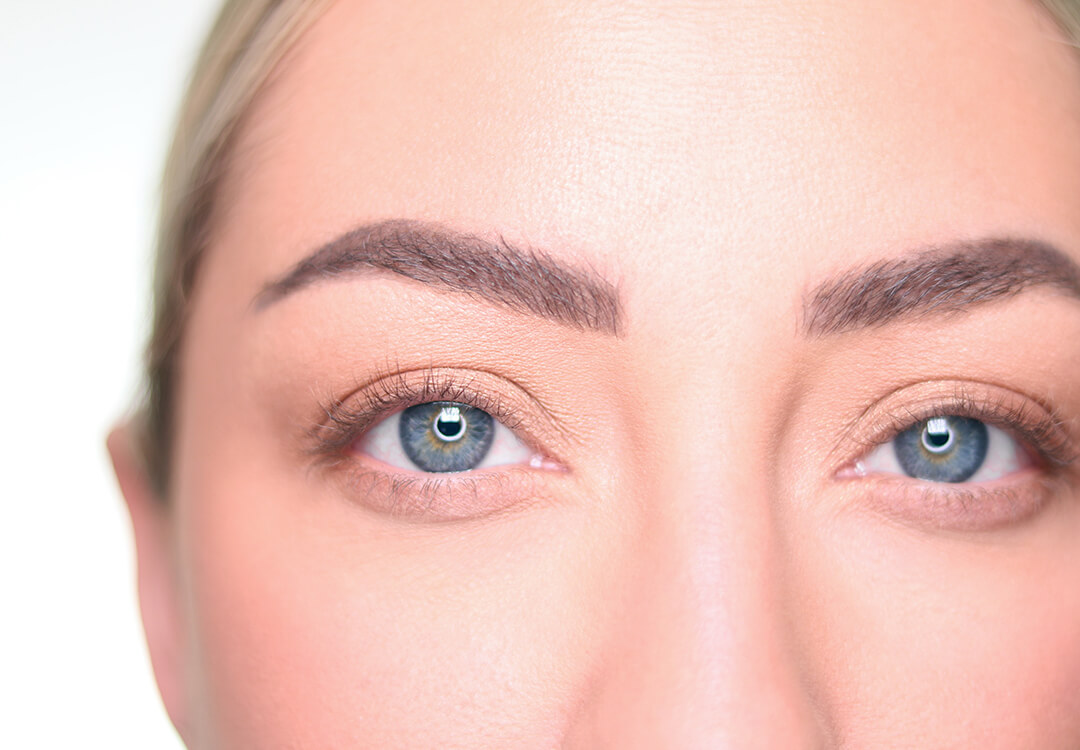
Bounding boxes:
[305,367,573,465]
[830,380,1077,472]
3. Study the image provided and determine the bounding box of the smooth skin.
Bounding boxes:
[111,0,1080,746]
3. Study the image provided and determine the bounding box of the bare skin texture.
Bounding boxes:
[110,0,1080,747]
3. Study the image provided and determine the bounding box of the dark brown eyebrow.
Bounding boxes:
[802,237,1080,336]
[255,219,623,335]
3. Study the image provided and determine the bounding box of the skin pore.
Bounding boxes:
[111,0,1080,746]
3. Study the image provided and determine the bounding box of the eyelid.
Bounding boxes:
[333,466,551,522]
[306,366,570,470]
[827,380,1078,531]
[300,367,573,521]
[831,380,1077,476]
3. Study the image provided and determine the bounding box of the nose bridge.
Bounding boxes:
[562,395,825,748]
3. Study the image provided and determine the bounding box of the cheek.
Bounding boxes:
[173,457,618,748]
[793,509,1080,748]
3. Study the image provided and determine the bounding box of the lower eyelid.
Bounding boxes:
[823,380,1079,532]
[333,400,564,520]
[840,475,1059,533]
[331,464,547,522]
[838,424,1051,530]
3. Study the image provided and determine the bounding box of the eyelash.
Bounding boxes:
[312,370,523,454]
[850,392,1074,470]
[308,368,556,520]
[310,371,1078,528]
[838,383,1078,530]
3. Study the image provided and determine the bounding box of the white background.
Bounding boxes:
[1,1,221,747]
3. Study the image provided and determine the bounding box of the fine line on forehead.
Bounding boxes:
[802,237,1080,336]
[254,219,624,336]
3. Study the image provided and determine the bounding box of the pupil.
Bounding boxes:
[921,417,953,453]
[434,407,465,441]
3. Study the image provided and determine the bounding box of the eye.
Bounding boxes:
[356,401,536,473]
[857,415,1030,483]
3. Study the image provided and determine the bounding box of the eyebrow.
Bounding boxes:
[255,219,623,335]
[802,237,1080,336]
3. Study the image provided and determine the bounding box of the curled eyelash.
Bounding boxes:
[308,366,537,463]
[827,380,1079,532]
[839,381,1078,474]
[303,366,561,521]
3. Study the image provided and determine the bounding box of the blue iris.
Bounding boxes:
[893,416,989,482]
[399,401,495,472]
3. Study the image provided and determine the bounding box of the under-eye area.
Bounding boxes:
[304,366,568,521]
[833,380,1079,532]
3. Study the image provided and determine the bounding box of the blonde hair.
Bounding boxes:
[139,0,1080,494]
[143,0,328,493]
[1044,0,1080,44]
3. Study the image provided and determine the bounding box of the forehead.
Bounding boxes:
[213,0,1080,299]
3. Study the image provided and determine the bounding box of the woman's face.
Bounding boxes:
[127,0,1080,746]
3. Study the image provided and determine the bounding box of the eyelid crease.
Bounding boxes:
[829,380,1078,474]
